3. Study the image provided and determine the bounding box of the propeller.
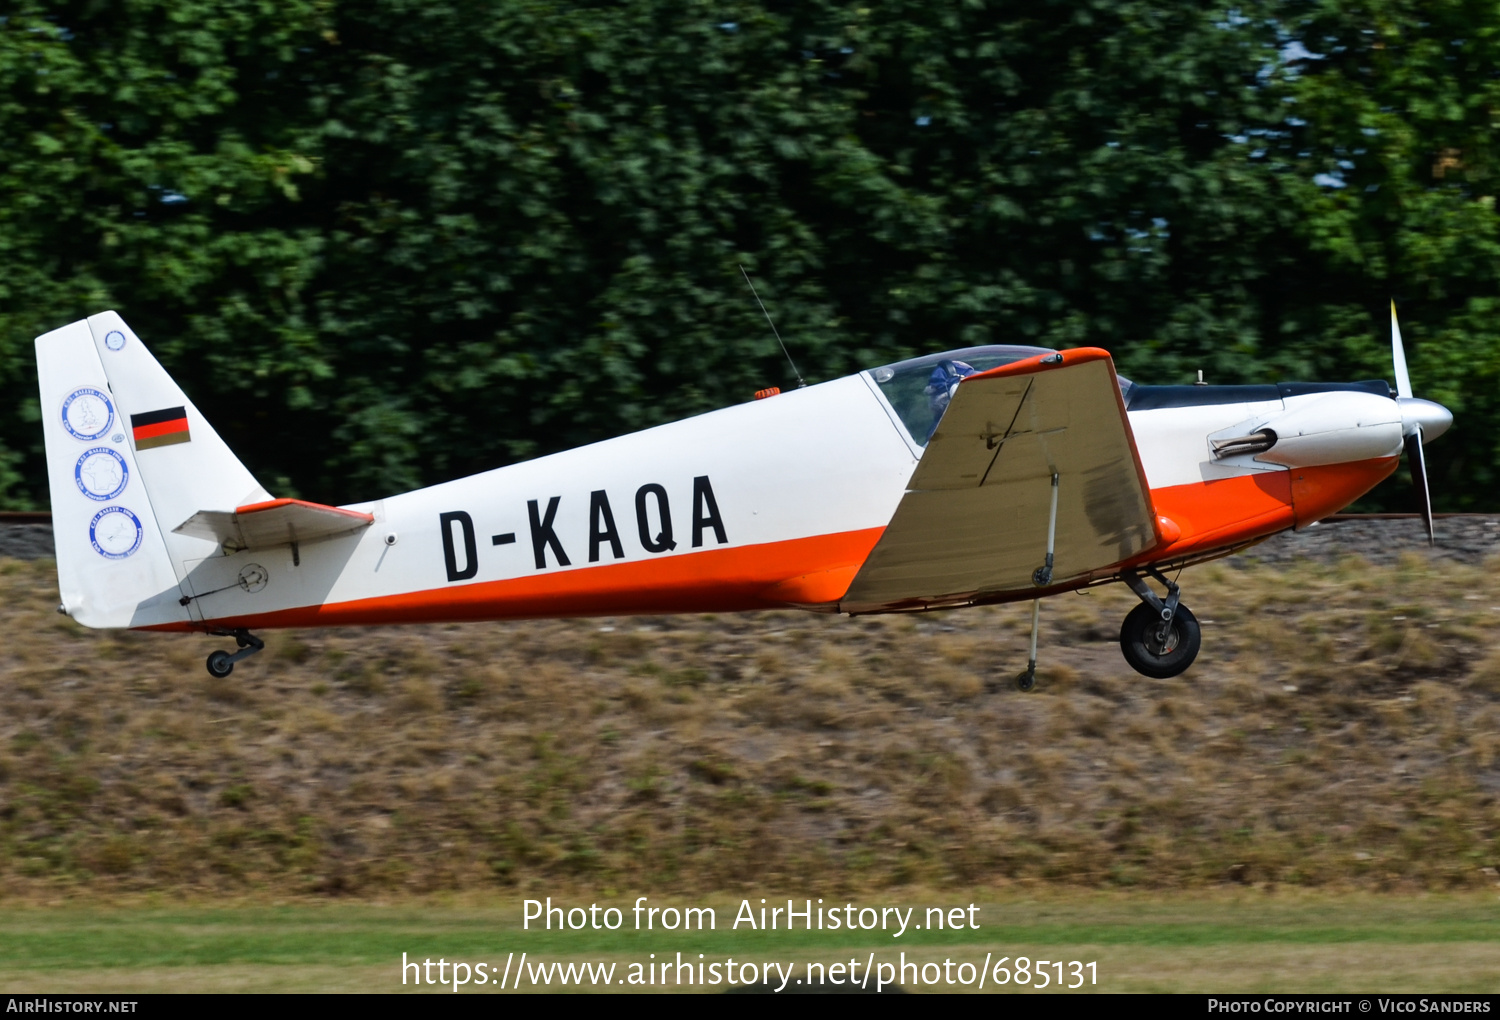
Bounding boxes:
[1390,301,1452,545]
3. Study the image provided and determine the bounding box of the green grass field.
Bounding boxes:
[0,894,1496,992]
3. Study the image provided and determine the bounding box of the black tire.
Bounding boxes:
[206,650,234,679]
[1015,670,1037,693]
[1119,602,1201,679]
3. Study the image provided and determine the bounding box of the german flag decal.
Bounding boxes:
[131,406,191,450]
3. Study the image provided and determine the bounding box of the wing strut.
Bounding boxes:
[1017,471,1061,693]
[1032,472,1060,587]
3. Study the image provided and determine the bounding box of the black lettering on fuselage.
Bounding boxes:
[691,475,728,547]
[589,490,625,562]
[528,497,571,568]
[635,484,677,553]
[452,476,723,576]
[440,511,478,582]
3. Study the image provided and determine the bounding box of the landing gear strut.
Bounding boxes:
[1015,599,1041,692]
[1119,569,1200,678]
[205,629,264,678]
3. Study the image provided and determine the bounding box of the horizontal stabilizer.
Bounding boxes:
[843,348,1160,611]
[174,498,373,552]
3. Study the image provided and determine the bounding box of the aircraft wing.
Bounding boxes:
[842,348,1161,612]
[173,498,374,552]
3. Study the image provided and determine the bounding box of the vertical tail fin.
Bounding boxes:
[35,312,272,628]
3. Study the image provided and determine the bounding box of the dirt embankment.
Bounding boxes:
[0,524,1497,897]
[1235,516,1500,566]
[0,524,53,562]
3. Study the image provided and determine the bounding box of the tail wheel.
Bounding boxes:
[1119,602,1201,679]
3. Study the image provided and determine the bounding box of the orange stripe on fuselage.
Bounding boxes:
[1142,456,1398,561]
[146,527,887,632]
[1287,457,1400,526]
[142,459,1397,633]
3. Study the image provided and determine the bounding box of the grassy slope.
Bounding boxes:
[0,552,1498,897]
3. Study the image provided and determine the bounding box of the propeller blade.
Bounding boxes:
[1404,426,1434,546]
[1391,300,1413,399]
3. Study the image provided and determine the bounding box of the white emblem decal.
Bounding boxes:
[104,330,127,351]
[74,448,129,501]
[89,506,143,560]
[61,388,115,442]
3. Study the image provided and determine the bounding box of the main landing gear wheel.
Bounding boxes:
[203,629,265,677]
[1119,602,1201,679]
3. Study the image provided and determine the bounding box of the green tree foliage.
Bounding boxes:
[1,0,1497,509]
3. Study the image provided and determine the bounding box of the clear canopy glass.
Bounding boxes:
[866,345,1055,447]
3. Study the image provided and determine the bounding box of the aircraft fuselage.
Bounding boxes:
[166,370,1409,630]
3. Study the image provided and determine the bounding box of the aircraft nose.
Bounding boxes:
[1397,397,1452,443]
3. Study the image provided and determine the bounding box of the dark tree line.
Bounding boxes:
[2,0,1497,510]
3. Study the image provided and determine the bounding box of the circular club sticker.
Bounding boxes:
[104,330,127,352]
[89,506,143,560]
[74,448,129,502]
[61,388,115,442]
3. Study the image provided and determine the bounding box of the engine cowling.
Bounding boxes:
[1252,391,1405,470]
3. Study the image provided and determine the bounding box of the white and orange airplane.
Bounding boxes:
[34,307,1450,689]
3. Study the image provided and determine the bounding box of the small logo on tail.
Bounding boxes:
[61,388,114,441]
[74,448,129,501]
[89,506,143,559]
[131,406,191,450]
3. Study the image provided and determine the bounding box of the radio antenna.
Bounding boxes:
[739,264,806,388]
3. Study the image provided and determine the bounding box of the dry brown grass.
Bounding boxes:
[0,552,1498,897]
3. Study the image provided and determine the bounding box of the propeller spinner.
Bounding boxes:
[1390,301,1453,545]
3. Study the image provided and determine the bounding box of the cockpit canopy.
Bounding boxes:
[866,345,1139,447]
[865,346,1047,447]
